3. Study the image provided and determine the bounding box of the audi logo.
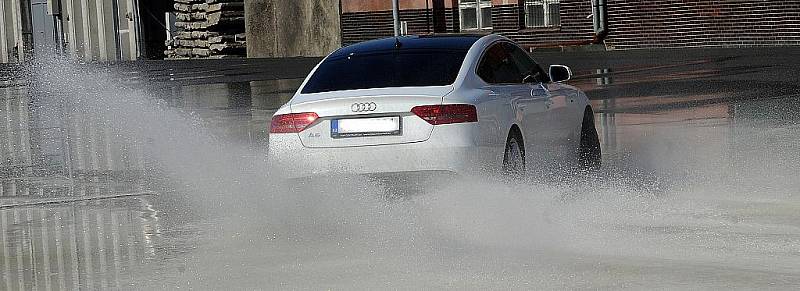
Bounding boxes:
[351,102,377,112]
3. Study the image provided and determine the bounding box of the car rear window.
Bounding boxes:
[301,49,468,94]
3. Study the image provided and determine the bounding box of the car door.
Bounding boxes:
[475,42,538,157]
[544,81,580,150]
[502,43,555,157]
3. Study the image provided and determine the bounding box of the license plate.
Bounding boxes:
[331,116,401,138]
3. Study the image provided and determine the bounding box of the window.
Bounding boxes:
[478,42,550,85]
[459,0,492,30]
[504,43,549,83]
[477,43,523,84]
[301,49,469,94]
[525,0,560,28]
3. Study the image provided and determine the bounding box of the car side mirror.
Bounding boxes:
[549,65,572,83]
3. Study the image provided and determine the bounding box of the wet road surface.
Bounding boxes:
[1,48,800,289]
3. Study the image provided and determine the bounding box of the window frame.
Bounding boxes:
[523,0,561,28]
[476,41,525,85]
[503,42,550,83]
[459,0,493,31]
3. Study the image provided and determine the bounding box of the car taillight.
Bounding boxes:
[270,112,319,133]
[411,104,478,125]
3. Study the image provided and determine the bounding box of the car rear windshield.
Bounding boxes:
[300,49,468,94]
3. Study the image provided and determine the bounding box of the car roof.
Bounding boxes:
[332,35,484,58]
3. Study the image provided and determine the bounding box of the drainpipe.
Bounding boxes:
[593,0,607,37]
[392,0,400,37]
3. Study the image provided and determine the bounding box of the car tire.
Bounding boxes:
[503,130,526,176]
[578,107,602,170]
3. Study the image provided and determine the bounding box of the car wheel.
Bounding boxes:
[578,107,602,170]
[503,131,525,176]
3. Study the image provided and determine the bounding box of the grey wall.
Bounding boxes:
[245,0,342,58]
[0,0,26,63]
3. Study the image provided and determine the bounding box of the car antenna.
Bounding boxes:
[394,37,402,49]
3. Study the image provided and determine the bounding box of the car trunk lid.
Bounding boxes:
[289,86,452,148]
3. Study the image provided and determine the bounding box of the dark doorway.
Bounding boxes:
[137,0,171,59]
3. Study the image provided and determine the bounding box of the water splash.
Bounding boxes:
[18,56,800,289]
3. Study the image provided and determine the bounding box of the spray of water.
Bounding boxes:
[25,56,800,289]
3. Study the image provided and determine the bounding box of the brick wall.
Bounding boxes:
[604,0,800,50]
[340,0,596,48]
[341,8,458,45]
[340,0,800,50]
[492,1,596,48]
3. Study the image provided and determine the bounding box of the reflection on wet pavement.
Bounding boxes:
[0,196,161,290]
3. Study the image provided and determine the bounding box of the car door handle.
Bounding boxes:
[531,84,549,96]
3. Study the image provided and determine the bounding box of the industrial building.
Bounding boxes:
[0,0,170,63]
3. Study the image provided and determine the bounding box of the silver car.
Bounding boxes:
[268,34,601,179]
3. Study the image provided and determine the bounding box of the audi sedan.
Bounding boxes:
[268,34,601,179]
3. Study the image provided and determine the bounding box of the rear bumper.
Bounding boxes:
[268,125,495,179]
